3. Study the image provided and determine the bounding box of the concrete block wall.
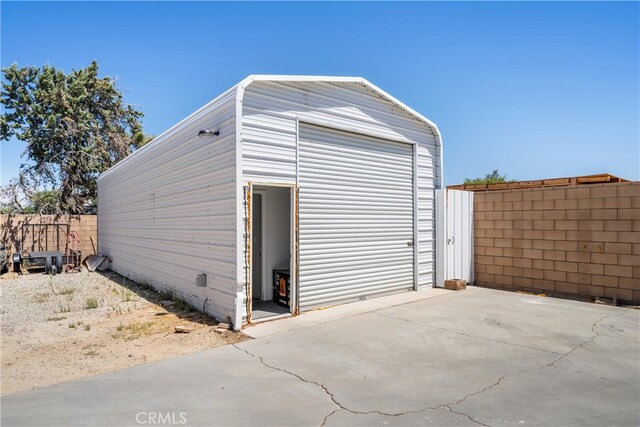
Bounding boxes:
[474,182,640,303]
[0,214,97,261]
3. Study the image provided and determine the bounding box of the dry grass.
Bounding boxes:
[32,292,50,304]
[84,297,98,309]
[121,321,156,340]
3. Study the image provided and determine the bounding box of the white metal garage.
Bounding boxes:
[98,75,442,329]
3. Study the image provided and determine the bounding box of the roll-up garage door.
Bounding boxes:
[298,123,415,310]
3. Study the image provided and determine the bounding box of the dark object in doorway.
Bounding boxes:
[273,269,290,307]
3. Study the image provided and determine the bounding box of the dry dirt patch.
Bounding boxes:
[0,271,248,395]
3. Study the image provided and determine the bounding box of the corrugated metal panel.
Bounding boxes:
[435,189,474,285]
[297,124,415,309]
[416,142,436,287]
[241,107,298,184]
[435,189,446,287]
[97,88,238,322]
[241,80,439,298]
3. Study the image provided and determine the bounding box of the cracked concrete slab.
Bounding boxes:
[552,332,640,388]
[594,309,640,343]
[2,288,638,426]
[452,364,639,426]
[1,345,336,427]
[379,287,626,355]
[237,310,560,415]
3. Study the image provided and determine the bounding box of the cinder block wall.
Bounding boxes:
[0,214,97,261]
[474,182,640,303]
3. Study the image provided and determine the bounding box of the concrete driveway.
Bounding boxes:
[2,287,639,426]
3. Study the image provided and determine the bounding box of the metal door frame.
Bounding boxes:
[246,182,298,322]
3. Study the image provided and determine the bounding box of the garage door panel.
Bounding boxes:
[302,277,414,303]
[298,123,415,309]
[301,127,411,156]
[301,148,413,169]
[298,174,412,191]
[301,248,413,262]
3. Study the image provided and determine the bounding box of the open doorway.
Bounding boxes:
[250,185,293,321]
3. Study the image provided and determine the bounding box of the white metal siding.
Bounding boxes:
[298,124,415,308]
[98,88,238,322]
[241,80,439,293]
[242,107,298,184]
[416,142,437,286]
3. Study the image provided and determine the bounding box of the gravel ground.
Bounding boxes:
[0,270,248,395]
[1,272,150,334]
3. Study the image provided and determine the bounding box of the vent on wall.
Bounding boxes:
[196,273,207,287]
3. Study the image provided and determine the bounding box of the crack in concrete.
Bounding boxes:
[232,344,346,411]
[378,310,630,426]
[450,374,510,408]
[237,308,631,427]
[320,409,342,427]
[374,312,564,356]
[233,344,444,425]
[547,310,630,368]
[562,367,633,387]
[590,332,637,343]
[443,311,631,422]
[444,405,490,427]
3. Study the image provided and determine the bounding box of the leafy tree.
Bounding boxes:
[1,61,145,214]
[0,185,57,214]
[132,127,154,150]
[27,190,60,214]
[463,170,509,185]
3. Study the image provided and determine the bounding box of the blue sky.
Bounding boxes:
[1,1,638,186]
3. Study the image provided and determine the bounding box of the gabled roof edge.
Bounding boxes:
[100,75,442,186]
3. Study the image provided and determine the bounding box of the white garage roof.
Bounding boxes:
[100,75,442,182]
[237,75,441,136]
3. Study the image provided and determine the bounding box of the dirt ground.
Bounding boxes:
[0,270,248,396]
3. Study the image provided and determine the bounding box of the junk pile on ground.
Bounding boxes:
[85,255,111,272]
[10,223,83,275]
